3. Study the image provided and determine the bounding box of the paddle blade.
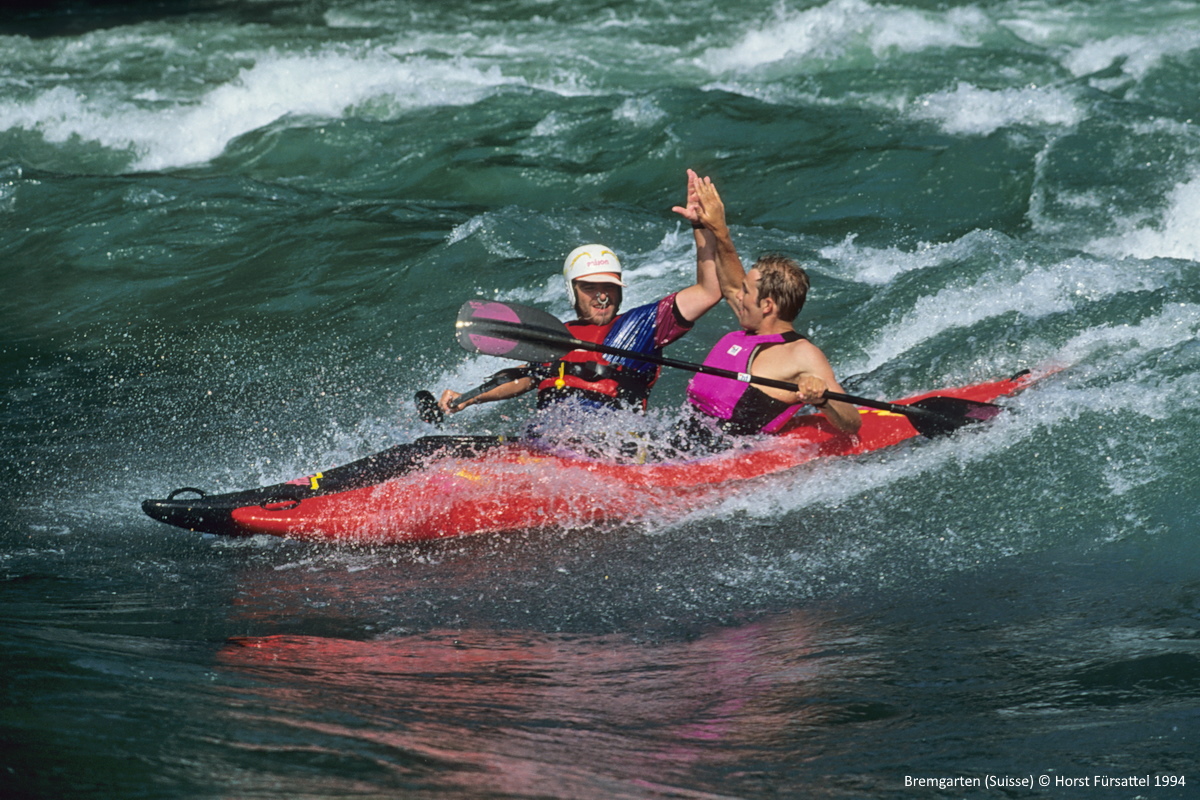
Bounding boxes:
[455,299,574,363]
[905,396,1004,437]
[414,390,444,426]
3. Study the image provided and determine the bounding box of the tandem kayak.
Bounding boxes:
[141,371,1036,544]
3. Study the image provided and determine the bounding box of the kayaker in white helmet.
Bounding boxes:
[438,170,723,415]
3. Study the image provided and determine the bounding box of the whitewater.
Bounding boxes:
[3,1,1198,797]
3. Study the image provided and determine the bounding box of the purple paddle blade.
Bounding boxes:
[455,299,574,363]
[457,300,524,357]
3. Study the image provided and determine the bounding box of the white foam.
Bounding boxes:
[1062,27,1200,83]
[1087,171,1200,262]
[0,48,536,171]
[1054,302,1200,369]
[820,232,999,286]
[612,96,668,128]
[702,0,994,73]
[907,81,1084,136]
[845,254,1181,376]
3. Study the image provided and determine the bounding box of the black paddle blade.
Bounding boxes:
[414,390,444,425]
[455,299,574,363]
[904,396,1004,437]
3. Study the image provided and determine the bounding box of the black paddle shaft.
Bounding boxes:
[456,302,1001,437]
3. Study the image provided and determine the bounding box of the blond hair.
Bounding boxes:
[754,254,809,321]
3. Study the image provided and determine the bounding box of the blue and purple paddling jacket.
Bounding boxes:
[536,293,693,411]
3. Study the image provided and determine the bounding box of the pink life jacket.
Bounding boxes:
[686,330,807,435]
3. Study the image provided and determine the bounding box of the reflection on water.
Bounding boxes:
[214,610,844,798]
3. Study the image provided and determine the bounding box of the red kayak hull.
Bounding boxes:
[143,373,1036,543]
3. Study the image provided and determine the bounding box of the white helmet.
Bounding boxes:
[563,244,626,306]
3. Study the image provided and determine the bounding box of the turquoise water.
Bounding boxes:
[3,1,1199,797]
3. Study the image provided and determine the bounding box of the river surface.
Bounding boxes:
[3,1,1199,797]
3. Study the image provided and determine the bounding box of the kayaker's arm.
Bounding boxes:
[762,341,862,436]
[671,169,723,322]
[794,344,861,435]
[692,176,748,320]
[439,376,535,414]
[812,390,862,435]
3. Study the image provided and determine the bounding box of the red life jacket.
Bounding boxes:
[535,319,659,410]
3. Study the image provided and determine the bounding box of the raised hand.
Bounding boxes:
[671,168,702,225]
[693,173,728,235]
